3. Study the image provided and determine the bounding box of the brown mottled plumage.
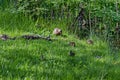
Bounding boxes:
[87,39,93,44]
[69,50,75,56]
[69,42,76,47]
[53,28,62,35]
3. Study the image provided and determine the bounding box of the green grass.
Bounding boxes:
[0,10,120,80]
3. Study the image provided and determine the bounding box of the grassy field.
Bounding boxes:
[0,10,120,80]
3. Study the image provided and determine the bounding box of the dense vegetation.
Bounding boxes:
[0,0,120,80]
[11,0,120,42]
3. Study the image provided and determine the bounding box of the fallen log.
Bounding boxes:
[0,34,52,41]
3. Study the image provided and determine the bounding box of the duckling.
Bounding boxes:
[87,39,94,44]
[69,42,76,47]
[53,28,62,35]
[69,50,75,57]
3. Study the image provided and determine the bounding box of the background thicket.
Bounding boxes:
[5,0,120,41]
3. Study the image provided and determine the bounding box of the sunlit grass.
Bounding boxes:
[0,9,120,80]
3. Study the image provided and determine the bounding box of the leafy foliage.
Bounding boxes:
[1,0,120,47]
[15,0,82,20]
